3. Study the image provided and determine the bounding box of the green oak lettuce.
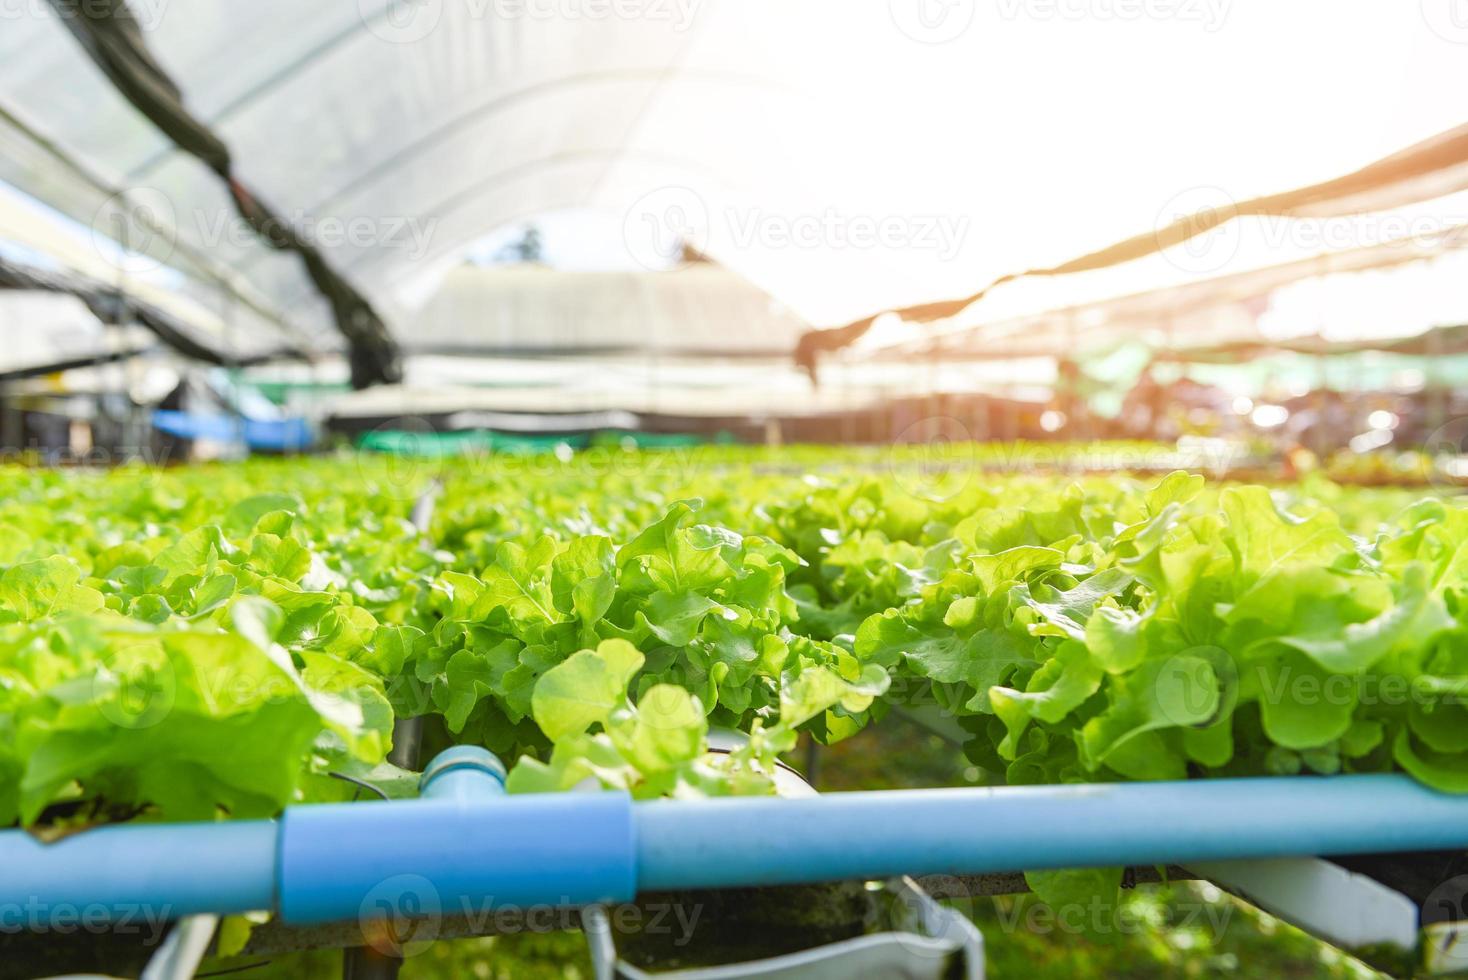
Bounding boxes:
[2,450,1467,840]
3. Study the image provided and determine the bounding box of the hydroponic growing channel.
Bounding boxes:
[2,447,1468,978]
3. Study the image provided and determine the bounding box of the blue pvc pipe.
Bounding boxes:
[0,821,276,924]
[6,765,1468,930]
[278,748,636,925]
[635,774,1468,891]
[420,745,507,802]
[0,748,635,929]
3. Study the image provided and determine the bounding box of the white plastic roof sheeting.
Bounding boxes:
[2,1,1468,354]
[410,262,807,355]
[0,290,152,376]
[0,181,291,358]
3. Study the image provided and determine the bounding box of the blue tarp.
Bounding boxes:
[152,411,315,452]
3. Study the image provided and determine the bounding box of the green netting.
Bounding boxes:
[248,380,351,407]
[357,429,591,458]
[590,431,720,450]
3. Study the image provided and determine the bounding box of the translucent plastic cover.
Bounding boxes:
[3,2,1468,353]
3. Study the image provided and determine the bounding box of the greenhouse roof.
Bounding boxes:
[4,3,1468,380]
[408,260,807,358]
[0,290,151,380]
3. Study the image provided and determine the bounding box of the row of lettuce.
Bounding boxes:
[0,447,1465,831]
